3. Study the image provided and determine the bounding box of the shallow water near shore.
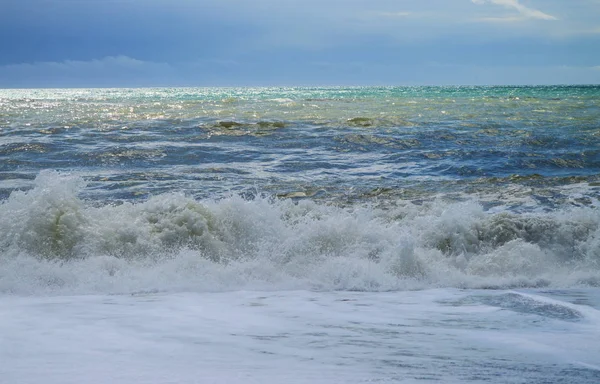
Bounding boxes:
[3,289,600,384]
[1,86,599,382]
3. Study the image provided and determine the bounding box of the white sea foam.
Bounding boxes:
[1,172,600,295]
[2,289,600,383]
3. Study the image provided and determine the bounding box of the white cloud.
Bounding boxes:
[472,0,557,21]
[474,16,523,23]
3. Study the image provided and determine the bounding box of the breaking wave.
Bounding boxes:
[1,172,600,295]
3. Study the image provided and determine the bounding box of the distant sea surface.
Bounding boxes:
[1,86,600,383]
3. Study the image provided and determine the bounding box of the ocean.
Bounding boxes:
[1,86,599,383]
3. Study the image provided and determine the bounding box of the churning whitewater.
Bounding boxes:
[1,171,599,295]
[2,87,600,384]
[1,86,599,295]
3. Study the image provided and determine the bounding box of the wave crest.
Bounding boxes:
[1,172,600,294]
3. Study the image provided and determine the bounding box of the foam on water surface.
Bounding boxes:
[2,86,600,202]
[2,289,600,384]
[0,172,599,295]
[2,86,600,382]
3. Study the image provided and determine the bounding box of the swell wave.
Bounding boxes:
[1,172,600,295]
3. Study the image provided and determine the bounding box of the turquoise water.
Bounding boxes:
[1,86,599,203]
[0,86,599,293]
[2,86,600,384]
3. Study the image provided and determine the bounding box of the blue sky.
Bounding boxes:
[1,0,599,87]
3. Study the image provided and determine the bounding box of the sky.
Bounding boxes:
[1,0,599,87]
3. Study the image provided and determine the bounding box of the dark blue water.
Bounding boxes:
[0,86,600,293]
[1,86,599,204]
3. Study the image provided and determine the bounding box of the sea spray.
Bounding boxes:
[1,173,599,294]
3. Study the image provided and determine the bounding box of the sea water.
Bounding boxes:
[1,86,599,383]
